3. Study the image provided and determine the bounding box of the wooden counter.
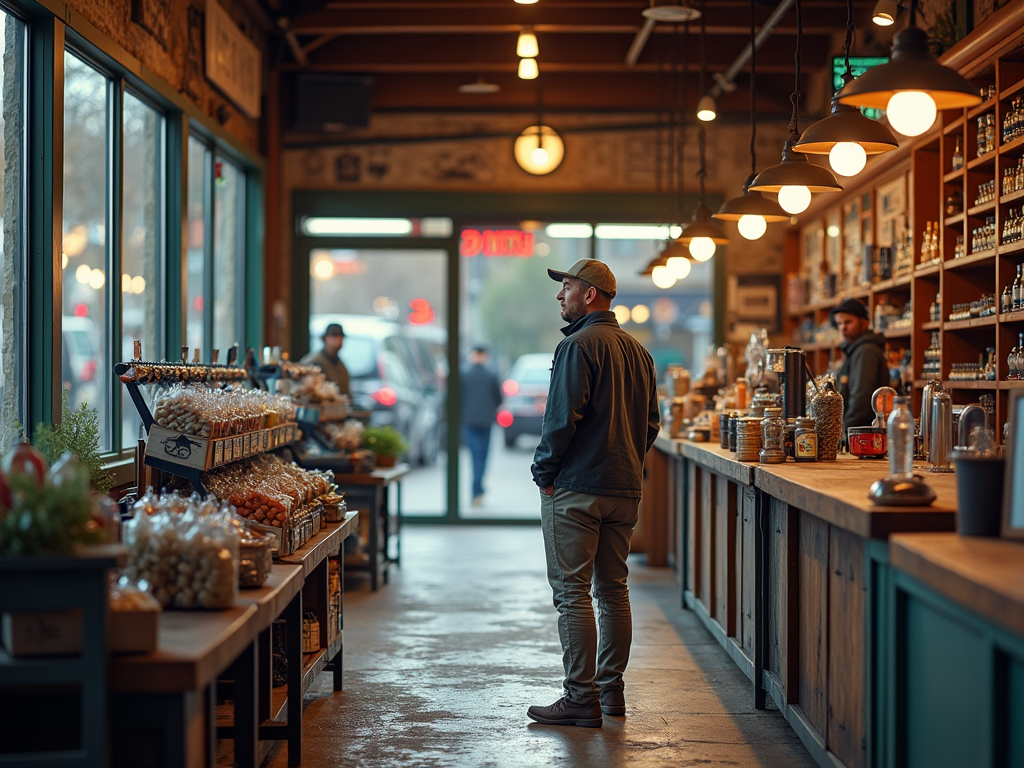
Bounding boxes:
[336,465,408,590]
[885,534,1024,767]
[663,439,960,768]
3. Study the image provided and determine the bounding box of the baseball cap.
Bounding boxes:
[830,297,869,325]
[323,323,345,338]
[547,259,617,298]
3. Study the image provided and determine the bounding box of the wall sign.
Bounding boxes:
[460,229,535,258]
[205,0,261,118]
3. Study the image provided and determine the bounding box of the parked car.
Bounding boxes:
[497,353,552,448]
[309,314,440,465]
[62,316,102,413]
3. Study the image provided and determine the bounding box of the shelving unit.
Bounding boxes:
[788,46,1024,440]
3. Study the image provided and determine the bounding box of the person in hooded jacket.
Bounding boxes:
[831,297,890,439]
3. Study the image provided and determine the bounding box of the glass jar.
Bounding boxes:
[759,407,786,464]
[887,396,915,479]
[794,418,818,462]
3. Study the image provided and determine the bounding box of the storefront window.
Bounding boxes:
[0,11,25,448]
[213,156,242,358]
[185,137,208,356]
[62,51,110,450]
[121,92,164,445]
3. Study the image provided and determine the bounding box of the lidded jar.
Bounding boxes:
[759,407,786,464]
[794,418,818,462]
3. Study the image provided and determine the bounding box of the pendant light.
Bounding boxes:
[518,57,538,80]
[714,0,788,240]
[642,0,701,22]
[696,95,716,122]
[872,0,898,26]
[792,0,898,176]
[749,0,842,214]
[836,0,981,136]
[679,1,728,260]
[517,26,539,58]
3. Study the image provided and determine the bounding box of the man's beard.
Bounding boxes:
[560,295,585,323]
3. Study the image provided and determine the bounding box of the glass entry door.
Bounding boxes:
[307,246,448,517]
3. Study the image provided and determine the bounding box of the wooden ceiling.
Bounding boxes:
[270,1,890,120]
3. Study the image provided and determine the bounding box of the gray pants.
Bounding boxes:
[540,488,640,704]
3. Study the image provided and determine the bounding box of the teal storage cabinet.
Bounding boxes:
[888,534,1024,768]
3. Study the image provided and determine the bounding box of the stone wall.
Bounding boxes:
[66,0,269,153]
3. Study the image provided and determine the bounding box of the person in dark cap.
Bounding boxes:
[300,323,351,398]
[831,297,889,439]
[528,259,660,727]
[460,344,502,507]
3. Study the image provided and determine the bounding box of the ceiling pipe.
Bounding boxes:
[708,0,795,98]
[625,17,656,67]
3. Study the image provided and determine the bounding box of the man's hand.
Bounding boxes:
[541,486,555,497]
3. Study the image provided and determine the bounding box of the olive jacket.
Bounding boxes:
[531,311,660,498]
[837,330,890,436]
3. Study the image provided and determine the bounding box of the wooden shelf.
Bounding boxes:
[968,97,997,119]
[1000,239,1024,255]
[968,201,996,217]
[943,167,965,183]
[1000,132,1024,156]
[943,116,966,135]
[968,151,997,169]
[1001,75,1024,101]
[945,250,996,270]
[882,327,912,338]
[922,320,942,330]
[999,380,1024,389]
[1000,188,1024,206]
[915,261,942,277]
[944,212,966,226]
[944,315,997,330]
[1000,309,1024,322]
[944,380,998,389]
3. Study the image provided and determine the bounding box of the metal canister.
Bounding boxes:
[728,414,738,452]
[928,386,954,472]
[783,419,797,459]
[719,412,732,449]
[920,379,940,460]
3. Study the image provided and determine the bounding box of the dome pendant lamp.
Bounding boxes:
[714,0,787,240]
[679,1,728,260]
[749,0,842,215]
[835,0,981,136]
[793,0,898,176]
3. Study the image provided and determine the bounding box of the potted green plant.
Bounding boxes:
[361,426,408,468]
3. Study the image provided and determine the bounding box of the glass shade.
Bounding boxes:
[518,57,538,80]
[737,214,767,240]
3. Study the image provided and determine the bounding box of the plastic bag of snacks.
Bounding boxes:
[123,502,239,609]
[152,385,296,438]
[324,419,364,451]
[202,454,333,526]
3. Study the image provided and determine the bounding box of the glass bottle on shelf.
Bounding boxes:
[1014,264,1023,311]
[1009,333,1023,379]
[887,396,915,479]
[1003,284,1012,314]
[952,134,964,170]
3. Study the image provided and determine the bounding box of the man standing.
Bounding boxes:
[460,345,503,507]
[831,297,890,438]
[528,259,660,727]
[301,323,351,399]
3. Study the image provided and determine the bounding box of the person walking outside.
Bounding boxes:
[461,345,503,507]
[300,323,351,399]
[528,259,660,727]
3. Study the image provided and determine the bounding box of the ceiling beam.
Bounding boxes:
[279,62,802,73]
[290,23,843,36]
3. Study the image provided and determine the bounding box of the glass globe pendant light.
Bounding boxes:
[835,0,981,136]
[792,0,898,176]
[714,0,788,240]
[749,0,842,214]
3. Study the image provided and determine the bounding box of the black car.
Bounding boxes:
[497,353,552,448]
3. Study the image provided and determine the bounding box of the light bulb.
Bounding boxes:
[531,146,549,165]
[517,29,539,58]
[696,95,717,122]
[885,91,937,137]
[666,256,692,279]
[688,237,716,261]
[651,265,676,289]
[829,142,867,177]
[518,57,538,80]
[778,185,812,215]
[737,214,767,240]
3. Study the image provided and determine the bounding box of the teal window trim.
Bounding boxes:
[245,171,264,353]
[164,112,185,356]
[108,70,124,455]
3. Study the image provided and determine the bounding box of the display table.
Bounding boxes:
[885,534,1024,768]
[335,465,409,590]
[664,436,960,768]
[108,512,358,768]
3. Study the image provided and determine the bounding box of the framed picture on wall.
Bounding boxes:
[735,275,781,333]
[1002,387,1024,539]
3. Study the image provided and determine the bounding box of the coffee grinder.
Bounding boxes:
[767,347,811,420]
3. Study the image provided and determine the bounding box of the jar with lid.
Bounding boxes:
[794,418,818,462]
[759,407,786,464]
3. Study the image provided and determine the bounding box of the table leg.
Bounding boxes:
[285,590,303,766]
[368,487,380,591]
[233,640,259,768]
[333,553,345,691]
[394,480,402,567]
[753,488,767,711]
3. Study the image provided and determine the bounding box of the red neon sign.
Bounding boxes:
[460,229,535,258]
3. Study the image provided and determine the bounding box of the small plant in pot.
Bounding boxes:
[361,426,408,468]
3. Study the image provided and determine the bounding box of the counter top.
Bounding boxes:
[890,533,1024,637]
[333,464,410,487]
[676,440,957,539]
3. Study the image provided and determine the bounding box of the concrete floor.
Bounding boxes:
[268,525,815,768]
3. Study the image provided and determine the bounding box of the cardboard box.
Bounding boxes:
[1,610,83,656]
[109,608,159,654]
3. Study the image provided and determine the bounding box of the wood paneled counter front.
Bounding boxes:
[661,436,959,768]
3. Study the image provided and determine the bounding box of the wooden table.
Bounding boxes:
[335,465,409,590]
[667,439,959,768]
[885,534,1024,767]
[108,512,359,768]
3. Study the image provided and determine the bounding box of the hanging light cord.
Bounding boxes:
[788,0,803,138]
[909,0,917,28]
[679,21,689,222]
[749,0,757,176]
[697,0,707,205]
[844,0,854,79]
